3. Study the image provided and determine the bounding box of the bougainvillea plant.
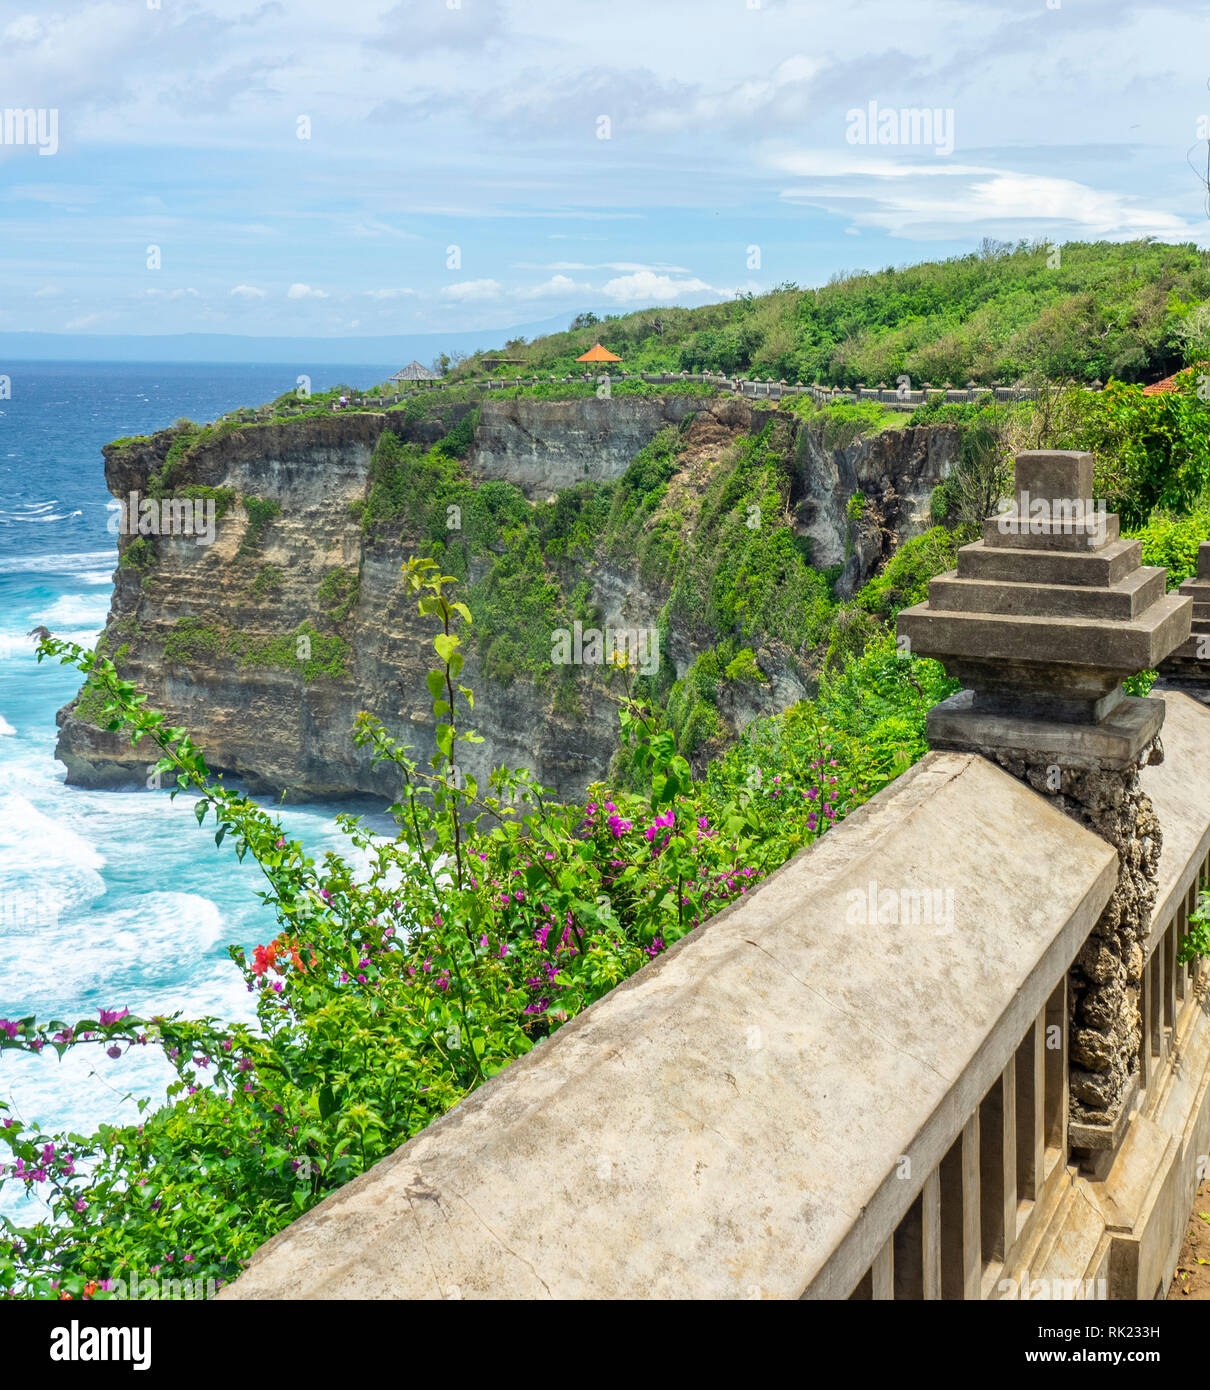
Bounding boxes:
[1,557,948,1299]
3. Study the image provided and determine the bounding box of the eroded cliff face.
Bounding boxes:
[792,421,958,597]
[56,399,956,802]
[468,394,703,494]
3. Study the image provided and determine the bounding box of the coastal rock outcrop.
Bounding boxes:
[56,399,956,802]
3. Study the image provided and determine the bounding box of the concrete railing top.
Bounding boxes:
[223,751,1117,1301]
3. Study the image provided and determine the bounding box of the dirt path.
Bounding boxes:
[1168,1176,1210,1297]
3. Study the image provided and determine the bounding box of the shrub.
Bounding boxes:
[118,537,156,572]
[239,496,281,553]
[7,564,954,1297]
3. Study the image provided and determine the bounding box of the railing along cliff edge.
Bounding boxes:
[219,706,1210,1300]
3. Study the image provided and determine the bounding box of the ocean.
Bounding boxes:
[0,362,399,1217]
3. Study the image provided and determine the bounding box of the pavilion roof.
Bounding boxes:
[575,343,622,363]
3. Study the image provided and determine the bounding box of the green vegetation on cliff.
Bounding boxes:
[10,556,953,1296]
[357,408,842,749]
[164,616,348,681]
[450,239,1210,388]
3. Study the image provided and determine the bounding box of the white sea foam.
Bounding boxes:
[35,593,110,629]
[0,892,227,1007]
[0,500,58,517]
[0,794,107,931]
[0,715,14,736]
[0,549,116,577]
[0,793,105,874]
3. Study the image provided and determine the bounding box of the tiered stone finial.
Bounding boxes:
[900,450,1194,1155]
[1155,543,1210,698]
[899,450,1191,768]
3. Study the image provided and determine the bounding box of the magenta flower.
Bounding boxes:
[97,1007,129,1026]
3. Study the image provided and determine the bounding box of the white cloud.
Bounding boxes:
[65,313,102,330]
[515,261,691,273]
[772,151,993,180]
[143,287,200,298]
[441,278,503,301]
[287,283,328,299]
[230,284,266,298]
[365,287,419,299]
[599,271,715,303]
[779,165,1198,241]
[510,274,591,299]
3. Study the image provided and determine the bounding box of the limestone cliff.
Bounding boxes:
[56,396,957,802]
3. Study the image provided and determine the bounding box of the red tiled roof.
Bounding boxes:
[1141,366,1198,395]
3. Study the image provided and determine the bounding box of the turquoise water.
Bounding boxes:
[0,363,397,1215]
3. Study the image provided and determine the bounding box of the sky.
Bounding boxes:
[1,0,1208,344]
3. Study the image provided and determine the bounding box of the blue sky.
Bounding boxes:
[1,0,1208,342]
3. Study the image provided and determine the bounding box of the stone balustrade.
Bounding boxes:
[229,375,1107,421]
[219,449,1210,1302]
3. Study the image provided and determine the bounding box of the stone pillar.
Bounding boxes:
[1154,543,1210,707]
[898,451,1192,1156]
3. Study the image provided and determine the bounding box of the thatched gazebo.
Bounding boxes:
[391,361,441,384]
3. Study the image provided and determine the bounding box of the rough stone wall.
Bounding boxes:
[987,742,1163,1130]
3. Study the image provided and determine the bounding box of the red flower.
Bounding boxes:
[251,943,278,977]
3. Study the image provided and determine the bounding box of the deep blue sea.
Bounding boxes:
[0,362,398,1217]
